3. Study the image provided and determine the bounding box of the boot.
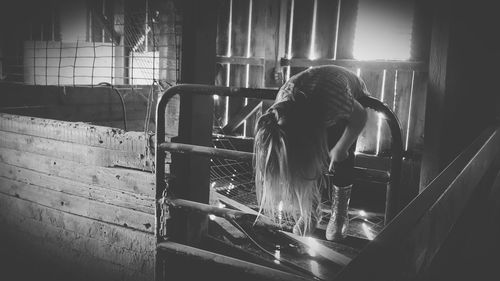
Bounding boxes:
[326,184,352,241]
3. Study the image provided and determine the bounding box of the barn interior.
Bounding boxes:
[1,0,500,280]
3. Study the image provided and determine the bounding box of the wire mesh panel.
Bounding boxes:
[1,0,181,87]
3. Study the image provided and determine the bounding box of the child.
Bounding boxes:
[253,65,369,240]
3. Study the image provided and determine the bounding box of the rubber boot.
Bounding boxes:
[325,184,352,241]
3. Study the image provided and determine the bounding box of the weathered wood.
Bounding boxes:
[260,0,281,88]
[335,127,500,281]
[290,0,314,59]
[0,130,153,171]
[394,70,413,149]
[0,198,155,276]
[1,226,151,281]
[406,71,428,155]
[358,69,384,154]
[0,147,155,197]
[176,0,217,245]
[216,0,231,57]
[282,58,428,72]
[216,56,265,66]
[0,192,155,253]
[158,241,312,281]
[378,70,396,154]
[0,162,154,214]
[335,0,358,59]
[0,113,159,151]
[314,0,339,59]
[0,176,154,233]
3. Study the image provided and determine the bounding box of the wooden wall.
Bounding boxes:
[0,113,157,281]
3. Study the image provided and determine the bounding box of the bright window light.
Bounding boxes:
[353,0,414,61]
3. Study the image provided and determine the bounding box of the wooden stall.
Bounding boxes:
[0,113,158,281]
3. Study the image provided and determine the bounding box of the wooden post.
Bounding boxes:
[172,0,217,245]
[420,0,500,189]
[419,0,452,189]
[335,0,358,59]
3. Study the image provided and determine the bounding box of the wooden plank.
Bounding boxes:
[0,201,155,276]
[216,56,265,66]
[228,64,247,135]
[259,0,281,88]
[0,176,155,233]
[1,226,150,281]
[378,70,397,154]
[231,0,250,58]
[0,207,154,281]
[357,69,384,154]
[335,0,358,59]
[0,130,153,171]
[0,147,155,197]
[0,162,154,214]
[394,70,413,149]
[314,0,339,59]
[290,0,314,59]
[406,71,428,155]
[282,58,428,72]
[216,0,231,57]
[0,191,155,253]
[0,113,157,154]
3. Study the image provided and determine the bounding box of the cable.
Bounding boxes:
[97,82,128,131]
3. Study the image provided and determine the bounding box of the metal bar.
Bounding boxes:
[160,141,390,183]
[358,95,404,223]
[155,84,277,237]
[161,198,278,230]
[159,142,253,161]
[281,58,428,72]
[222,100,262,134]
[157,241,312,281]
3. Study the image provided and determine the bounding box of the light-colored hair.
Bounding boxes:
[253,101,329,234]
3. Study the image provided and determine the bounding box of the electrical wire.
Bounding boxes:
[97,82,128,131]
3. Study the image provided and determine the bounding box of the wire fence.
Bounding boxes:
[1,0,181,87]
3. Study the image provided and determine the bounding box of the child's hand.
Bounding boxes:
[329,148,349,172]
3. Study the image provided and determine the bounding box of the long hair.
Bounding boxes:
[253,100,329,234]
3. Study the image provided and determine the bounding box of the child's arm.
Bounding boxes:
[329,99,367,171]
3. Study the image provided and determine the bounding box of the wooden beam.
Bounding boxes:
[0,176,155,233]
[0,192,155,253]
[0,161,154,214]
[174,0,217,245]
[281,58,428,72]
[222,99,261,134]
[334,127,500,281]
[216,55,265,66]
[0,147,155,197]
[0,130,153,171]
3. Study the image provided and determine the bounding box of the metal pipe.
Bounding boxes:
[162,198,279,230]
[159,142,253,161]
[157,241,312,281]
[155,84,277,237]
[358,95,404,223]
